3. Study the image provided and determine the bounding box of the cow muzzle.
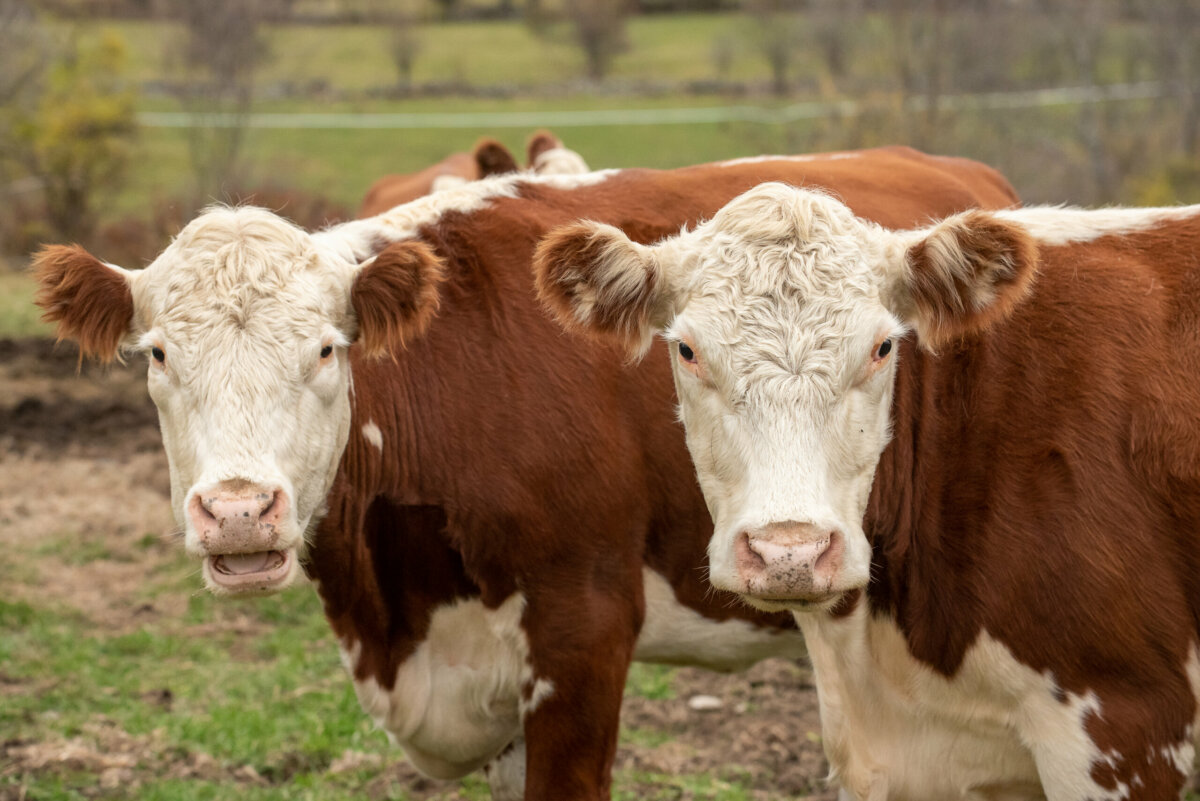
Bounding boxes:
[186,479,298,595]
[734,521,848,608]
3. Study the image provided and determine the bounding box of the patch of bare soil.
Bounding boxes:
[0,336,831,800]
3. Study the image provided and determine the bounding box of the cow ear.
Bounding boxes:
[473,138,519,177]
[33,244,135,363]
[525,129,561,167]
[351,240,445,358]
[534,221,668,358]
[892,210,1038,348]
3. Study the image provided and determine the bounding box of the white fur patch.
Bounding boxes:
[316,170,621,264]
[339,593,530,780]
[484,738,527,801]
[993,204,1200,246]
[361,420,383,452]
[532,147,591,176]
[635,568,807,670]
[521,678,555,716]
[718,152,860,168]
[800,607,1159,801]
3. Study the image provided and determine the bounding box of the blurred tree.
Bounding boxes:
[1137,0,1200,157]
[14,30,138,242]
[167,0,276,201]
[564,0,631,81]
[745,0,803,96]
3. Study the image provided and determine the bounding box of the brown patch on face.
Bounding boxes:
[904,211,1039,348]
[33,245,134,363]
[473,138,519,177]
[533,221,661,355]
[351,240,445,358]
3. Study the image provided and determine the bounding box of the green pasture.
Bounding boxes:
[0,541,699,800]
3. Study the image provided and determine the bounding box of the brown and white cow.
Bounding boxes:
[536,181,1200,800]
[33,148,1018,800]
[358,130,585,216]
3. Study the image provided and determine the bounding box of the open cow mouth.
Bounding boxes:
[204,549,294,592]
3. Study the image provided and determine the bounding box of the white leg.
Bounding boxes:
[485,737,526,801]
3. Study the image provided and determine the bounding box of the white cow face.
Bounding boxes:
[34,207,443,596]
[535,183,1036,613]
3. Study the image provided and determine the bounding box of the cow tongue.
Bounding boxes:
[217,551,276,575]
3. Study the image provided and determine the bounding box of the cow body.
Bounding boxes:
[35,147,1019,800]
[537,186,1200,799]
[358,130,587,217]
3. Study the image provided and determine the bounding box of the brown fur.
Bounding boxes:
[473,137,520,177]
[865,212,1200,797]
[315,146,1021,799]
[32,244,133,363]
[903,210,1040,346]
[533,221,664,355]
[526,129,562,165]
[350,240,445,358]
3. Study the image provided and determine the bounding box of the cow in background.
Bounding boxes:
[33,148,1018,800]
[358,130,587,217]
[536,181,1200,800]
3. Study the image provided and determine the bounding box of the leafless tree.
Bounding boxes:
[745,0,804,96]
[165,0,276,200]
[564,0,631,81]
[1137,0,1200,157]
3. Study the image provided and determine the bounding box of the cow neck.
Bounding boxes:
[861,337,985,677]
[304,349,477,685]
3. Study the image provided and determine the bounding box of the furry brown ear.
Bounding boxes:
[351,240,445,358]
[897,210,1039,347]
[533,221,666,357]
[525,129,562,168]
[473,138,519,177]
[33,244,134,363]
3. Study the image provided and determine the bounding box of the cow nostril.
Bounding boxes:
[261,490,280,519]
[193,494,218,522]
[736,531,767,572]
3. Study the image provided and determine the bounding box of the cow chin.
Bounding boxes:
[201,547,301,596]
[736,590,846,616]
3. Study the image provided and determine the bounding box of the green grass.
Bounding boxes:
[0,271,52,338]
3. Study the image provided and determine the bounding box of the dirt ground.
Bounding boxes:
[0,337,834,800]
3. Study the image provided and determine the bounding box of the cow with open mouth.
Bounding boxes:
[33,148,1018,800]
[535,181,1200,800]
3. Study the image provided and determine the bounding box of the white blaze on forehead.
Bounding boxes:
[361,420,383,452]
[531,147,591,175]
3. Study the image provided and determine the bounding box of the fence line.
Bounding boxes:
[136,82,1166,130]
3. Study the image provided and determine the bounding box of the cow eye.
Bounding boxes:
[320,344,333,359]
[678,342,697,364]
[874,339,892,360]
[151,346,165,364]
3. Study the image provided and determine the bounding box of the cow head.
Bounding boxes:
[535,183,1036,613]
[34,206,443,596]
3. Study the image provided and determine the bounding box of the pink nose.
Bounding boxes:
[735,521,843,600]
[188,480,287,554]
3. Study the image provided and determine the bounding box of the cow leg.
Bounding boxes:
[1027,688,1194,801]
[518,587,641,800]
[485,737,526,801]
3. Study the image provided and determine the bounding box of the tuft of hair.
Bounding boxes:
[525,130,563,166]
[32,244,133,363]
[473,138,520,177]
[351,239,446,358]
[533,221,663,357]
[902,210,1039,347]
